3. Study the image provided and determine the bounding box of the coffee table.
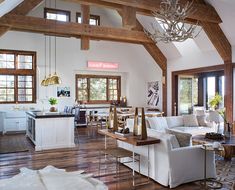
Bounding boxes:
[192,135,235,160]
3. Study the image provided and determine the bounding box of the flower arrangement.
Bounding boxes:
[218,108,227,123]
[48,97,58,105]
[209,93,222,110]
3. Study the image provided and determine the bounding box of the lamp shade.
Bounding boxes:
[41,76,48,86]
[50,72,61,85]
[45,74,52,86]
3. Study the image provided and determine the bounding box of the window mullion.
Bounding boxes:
[15,75,18,103]
[87,78,90,102]
[107,78,109,102]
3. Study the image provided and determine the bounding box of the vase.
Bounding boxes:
[133,107,139,136]
[112,106,118,132]
[140,108,147,140]
[50,106,57,112]
[224,123,232,139]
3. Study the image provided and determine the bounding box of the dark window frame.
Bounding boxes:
[75,74,121,104]
[0,49,37,104]
[76,12,100,25]
[44,7,71,22]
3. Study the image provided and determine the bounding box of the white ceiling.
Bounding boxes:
[0,0,23,17]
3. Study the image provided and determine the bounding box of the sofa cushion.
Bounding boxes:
[166,116,184,128]
[165,129,192,147]
[171,126,217,136]
[183,115,199,127]
[147,117,168,132]
[197,115,207,126]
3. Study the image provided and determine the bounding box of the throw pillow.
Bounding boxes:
[165,129,192,147]
[147,117,168,132]
[183,115,199,127]
[169,135,180,149]
[197,115,207,126]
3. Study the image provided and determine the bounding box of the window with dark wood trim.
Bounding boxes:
[0,50,36,104]
[44,8,71,22]
[76,12,100,25]
[76,74,121,104]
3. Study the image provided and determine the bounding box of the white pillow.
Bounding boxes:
[165,129,192,147]
[147,117,168,132]
[183,115,199,127]
[166,116,184,128]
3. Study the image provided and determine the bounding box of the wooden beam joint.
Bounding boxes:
[121,6,136,30]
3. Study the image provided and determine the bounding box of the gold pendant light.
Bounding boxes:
[50,0,61,85]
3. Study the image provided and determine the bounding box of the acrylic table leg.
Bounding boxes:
[148,145,150,180]
[132,145,135,186]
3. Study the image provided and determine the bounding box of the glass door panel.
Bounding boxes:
[207,77,216,108]
[178,76,198,115]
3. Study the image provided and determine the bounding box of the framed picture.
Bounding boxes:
[57,87,70,97]
[147,81,160,107]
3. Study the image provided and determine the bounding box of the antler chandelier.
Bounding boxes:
[145,0,201,43]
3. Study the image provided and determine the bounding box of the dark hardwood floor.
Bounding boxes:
[0,127,203,190]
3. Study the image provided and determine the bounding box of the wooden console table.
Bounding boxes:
[98,129,160,186]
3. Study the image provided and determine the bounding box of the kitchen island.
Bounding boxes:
[26,111,75,151]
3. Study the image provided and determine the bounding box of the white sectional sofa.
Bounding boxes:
[146,115,218,136]
[117,115,217,188]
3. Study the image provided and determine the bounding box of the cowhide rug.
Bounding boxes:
[0,166,108,190]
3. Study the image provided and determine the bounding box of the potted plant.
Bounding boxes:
[48,97,58,112]
[209,93,222,110]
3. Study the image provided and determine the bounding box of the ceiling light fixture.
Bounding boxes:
[145,0,201,43]
[50,0,61,85]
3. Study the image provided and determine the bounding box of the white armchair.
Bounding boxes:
[118,128,216,188]
[168,145,216,188]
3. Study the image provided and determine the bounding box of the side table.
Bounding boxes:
[201,144,224,189]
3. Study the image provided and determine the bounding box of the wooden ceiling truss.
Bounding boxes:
[0,0,233,118]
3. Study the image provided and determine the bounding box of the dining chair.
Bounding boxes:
[64,106,69,113]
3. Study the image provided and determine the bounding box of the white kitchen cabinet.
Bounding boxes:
[2,111,26,134]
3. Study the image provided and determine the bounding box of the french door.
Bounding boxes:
[178,76,198,115]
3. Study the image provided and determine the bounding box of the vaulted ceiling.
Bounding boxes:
[0,0,234,61]
[0,0,23,17]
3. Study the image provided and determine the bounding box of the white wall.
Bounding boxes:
[0,1,163,114]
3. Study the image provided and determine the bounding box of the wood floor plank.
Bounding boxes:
[0,127,203,189]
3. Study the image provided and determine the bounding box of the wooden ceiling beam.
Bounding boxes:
[0,26,10,36]
[201,22,232,63]
[80,5,90,50]
[0,0,44,37]
[63,0,221,24]
[0,14,152,44]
